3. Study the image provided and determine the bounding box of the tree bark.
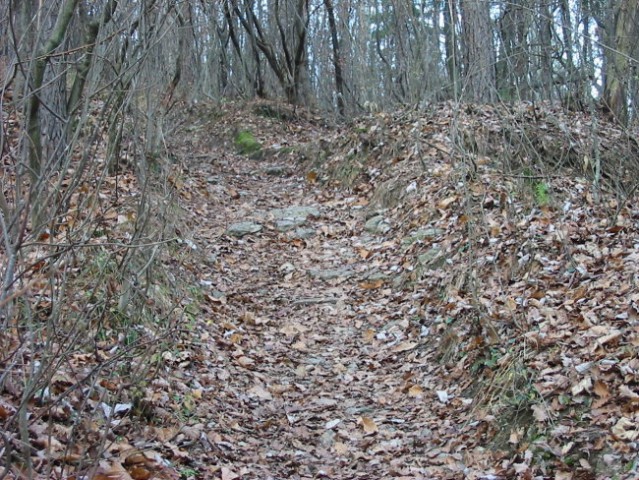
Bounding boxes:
[26,0,80,183]
[323,0,345,116]
[603,0,639,125]
[460,0,496,103]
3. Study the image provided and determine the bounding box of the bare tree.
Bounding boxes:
[602,0,639,125]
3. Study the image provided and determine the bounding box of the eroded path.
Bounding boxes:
[174,144,468,479]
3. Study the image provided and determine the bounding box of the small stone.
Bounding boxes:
[365,215,391,234]
[226,222,262,237]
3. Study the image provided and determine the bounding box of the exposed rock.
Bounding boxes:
[226,222,262,237]
[271,206,320,220]
[365,215,391,234]
[271,206,321,232]
[402,228,445,246]
[308,268,355,281]
[263,165,290,176]
[418,248,445,269]
[287,228,316,239]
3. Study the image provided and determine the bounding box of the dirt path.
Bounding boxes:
[179,151,468,480]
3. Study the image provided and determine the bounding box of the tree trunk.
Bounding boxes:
[603,0,639,125]
[443,0,460,100]
[26,0,80,184]
[323,0,345,116]
[460,0,496,103]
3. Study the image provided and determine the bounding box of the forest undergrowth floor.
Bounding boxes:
[3,100,639,480]
[166,108,464,479]
[156,101,639,480]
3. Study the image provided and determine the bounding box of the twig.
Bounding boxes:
[291,297,339,306]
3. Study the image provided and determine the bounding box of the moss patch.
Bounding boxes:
[234,130,262,156]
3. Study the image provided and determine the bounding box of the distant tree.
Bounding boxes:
[323,0,346,116]
[602,0,639,125]
[225,0,312,105]
[460,0,496,102]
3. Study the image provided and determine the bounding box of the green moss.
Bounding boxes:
[234,130,262,156]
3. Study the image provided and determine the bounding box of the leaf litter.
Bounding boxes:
[2,99,639,479]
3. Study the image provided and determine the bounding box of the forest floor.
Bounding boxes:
[166,104,483,479]
[154,101,639,480]
[3,100,639,480]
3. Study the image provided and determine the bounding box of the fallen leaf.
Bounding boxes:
[359,279,384,290]
[325,419,341,429]
[359,416,378,434]
[571,376,592,396]
[612,417,639,441]
[128,466,152,480]
[437,196,458,209]
[221,466,239,480]
[334,442,348,455]
[532,404,549,422]
[436,390,449,404]
[408,385,424,398]
[306,171,318,183]
[593,380,610,399]
[236,356,255,368]
[392,341,417,353]
[249,385,273,401]
[363,328,376,342]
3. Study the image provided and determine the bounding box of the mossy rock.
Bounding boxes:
[234,130,262,157]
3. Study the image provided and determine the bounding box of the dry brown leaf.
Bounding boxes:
[0,404,13,420]
[236,356,255,368]
[571,376,592,396]
[249,384,273,401]
[593,380,610,399]
[128,466,152,480]
[612,417,639,441]
[221,466,239,480]
[359,279,384,290]
[509,429,522,445]
[619,385,639,401]
[102,464,134,480]
[334,441,349,455]
[123,453,148,466]
[408,385,424,398]
[363,328,376,343]
[532,404,549,422]
[359,416,378,434]
[437,196,457,209]
[392,341,417,353]
[292,340,308,351]
[227,187,240,199]
[306,171,318,183]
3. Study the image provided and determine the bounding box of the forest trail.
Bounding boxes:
[124,102,639,480]
[176,139,461,479]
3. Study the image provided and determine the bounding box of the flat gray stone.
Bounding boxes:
[418,248,445,269]
[363,271,390,281]
[365,215,391,234]
[402,228,445,245]
[271,206,320,220]
[264,165,289,176]
[270,206,320,232]
[226,222,262,237]
[275,218,306,232]
[308,268,355,281]
[287,228,316,240]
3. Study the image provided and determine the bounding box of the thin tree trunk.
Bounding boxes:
[603,0,638,125]
[324,0,345,116]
